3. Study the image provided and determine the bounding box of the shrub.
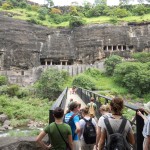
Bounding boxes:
[2,2,13,10]
[38,14,46,21]
[31,5,40,12]
[84,68,102,79]
[72,74,96,90]
[104,55,122,76]
[69,16,85,28]
[109,16,118,24]
[114,62,150,96]
[27,17,39,24]
[38,7,48,16]
[132,5,148,16]
[19,1,27,8]
[0,75,7,86]
[113,8,129,18]
[131,52,150,63]
[16,87,29,98]
[7,84,19,97]
[35,68,69,100]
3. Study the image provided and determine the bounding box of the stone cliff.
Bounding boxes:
[0,14,150,70]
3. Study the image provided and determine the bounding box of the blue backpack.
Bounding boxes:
[64,114,76,139]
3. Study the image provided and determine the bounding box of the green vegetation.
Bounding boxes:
[0,52,149,131]
[35,68,70,100]
[0,95,52,127]
[0,0,150,28]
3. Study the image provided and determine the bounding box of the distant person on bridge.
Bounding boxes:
[71,86,76,94]
[137,101,150,150]
[36,107,73,150]
[87,97,97,118]
[64,101,80,150]
[68,98,74,109]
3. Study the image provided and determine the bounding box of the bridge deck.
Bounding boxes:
[64,88,87,113]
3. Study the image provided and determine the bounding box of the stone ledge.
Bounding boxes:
[0,136,48,150]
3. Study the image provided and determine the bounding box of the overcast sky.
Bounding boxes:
[32,0,141,6]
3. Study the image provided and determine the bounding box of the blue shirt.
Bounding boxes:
[65,112,80,141]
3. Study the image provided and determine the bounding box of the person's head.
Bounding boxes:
[69,101,79,112]
[143,101,150,114]
[81,107,89,117]
[53,107,64,119]
[110,97,124,115]
[90,97,95,102]
[99,104,110,115]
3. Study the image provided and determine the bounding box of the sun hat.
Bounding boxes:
[143,102,150,113]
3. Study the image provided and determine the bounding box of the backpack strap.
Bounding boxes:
[104,118,113,134]
[117,117,127,134]
[69,113,76,122]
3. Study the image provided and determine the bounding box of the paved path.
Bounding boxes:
[64,88,87,113]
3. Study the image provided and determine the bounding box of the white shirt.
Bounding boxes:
[79,116,97,140]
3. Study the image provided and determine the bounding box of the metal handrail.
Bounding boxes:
[49,87,68,123]
[76,87,144,150]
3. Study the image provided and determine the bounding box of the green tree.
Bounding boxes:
[104,55,122,76]
[114,62,150,96]
[35,69,69,100]
[72,74,96,90]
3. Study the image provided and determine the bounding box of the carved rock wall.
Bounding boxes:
[0,15,150,70]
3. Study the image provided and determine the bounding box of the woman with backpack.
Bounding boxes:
[98,97,135,150]
[96,104,111,150]
[79,107,97,150]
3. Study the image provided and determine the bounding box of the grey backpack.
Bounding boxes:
[104,118,131,150]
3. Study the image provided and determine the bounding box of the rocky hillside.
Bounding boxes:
[0,14,150,70]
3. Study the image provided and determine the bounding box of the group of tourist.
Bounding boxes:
[36,96,150,150]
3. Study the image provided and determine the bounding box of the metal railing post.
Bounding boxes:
[136,111,144,150]
[49,109,54,124]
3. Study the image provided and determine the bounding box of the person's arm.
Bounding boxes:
[99,129,107,150]
[127,129,135,145]
[96,126,101,150]
[75,122,80,134]
[36,131,51,150]
[68,134,73,150]
[74,115,80,134]
[147,135,150,145]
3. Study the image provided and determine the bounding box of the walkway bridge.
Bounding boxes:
[49,87,144,150]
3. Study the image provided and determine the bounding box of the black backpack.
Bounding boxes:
[104,118,131,150]
[83,118,96,144]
